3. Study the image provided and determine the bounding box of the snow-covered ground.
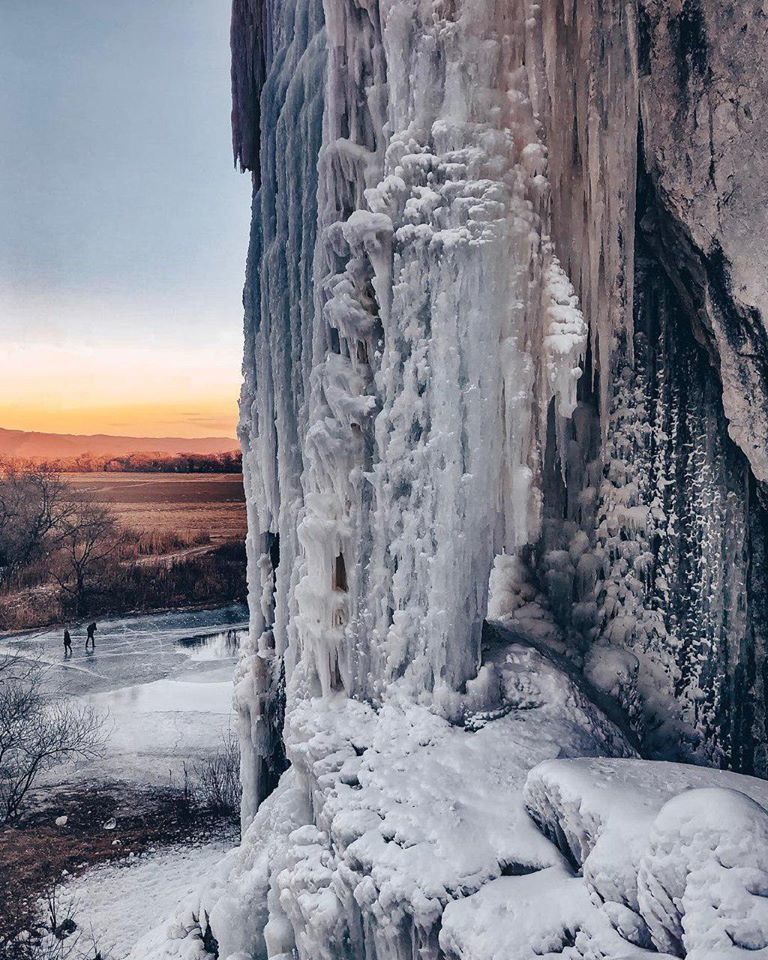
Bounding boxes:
[0,607,246,958]
[44,836,236,960]
[1,605,247,786]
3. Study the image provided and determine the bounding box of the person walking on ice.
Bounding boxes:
[63,628,72,657]
[85,622,97,650]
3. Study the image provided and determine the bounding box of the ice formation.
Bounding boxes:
[136,0,768,957]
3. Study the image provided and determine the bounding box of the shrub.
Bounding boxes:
[193,730,241,817]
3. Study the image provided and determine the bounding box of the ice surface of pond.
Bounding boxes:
[91,675,234,715]
[81,673,236,785]
[176,627,245,661]
[0,605,249,788]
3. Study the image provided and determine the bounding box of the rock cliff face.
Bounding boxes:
[640,1,768,485]
[131,2,768,958]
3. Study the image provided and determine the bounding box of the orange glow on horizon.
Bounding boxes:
[1,340,240,439]
[0,401,237,440]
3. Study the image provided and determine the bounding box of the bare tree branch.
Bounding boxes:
[0,652,107,822]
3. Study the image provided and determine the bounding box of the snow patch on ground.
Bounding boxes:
[51,837,234,960]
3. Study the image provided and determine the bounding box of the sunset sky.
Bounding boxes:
[0,0,250,439]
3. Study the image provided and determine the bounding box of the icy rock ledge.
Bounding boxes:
[524,758,768,959]
[129,644,636,960]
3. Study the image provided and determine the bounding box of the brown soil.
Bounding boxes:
[0,781,236,956]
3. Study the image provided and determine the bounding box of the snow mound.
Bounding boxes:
[524,758,768,957]
[639,788,768,958]
[440,865,671,960]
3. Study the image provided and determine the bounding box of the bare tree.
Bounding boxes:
[52,500,122,618]
[194,729,241,816]
[0,652,106,822]
[0,468,75,586]
[0,467,124,620]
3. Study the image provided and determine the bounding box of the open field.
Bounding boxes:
[67,472,247,543]
[0,473,247,630]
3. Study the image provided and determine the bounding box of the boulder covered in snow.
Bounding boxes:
[524,758,768,957]
[440,864,674,960]
[639,788,768,958]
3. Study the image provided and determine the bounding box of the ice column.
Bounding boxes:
[291,0,588,702]
[234,0,327,824]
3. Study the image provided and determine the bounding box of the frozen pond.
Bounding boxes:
[0,605,248,787]
[0,605,248,695]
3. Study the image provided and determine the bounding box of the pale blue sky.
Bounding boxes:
[0,0,251,436]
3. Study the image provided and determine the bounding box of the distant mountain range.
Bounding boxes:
[0,426,239,460]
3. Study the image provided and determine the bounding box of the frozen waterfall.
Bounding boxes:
[132,0,768,958]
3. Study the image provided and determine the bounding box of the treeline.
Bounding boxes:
[3,450,242,474]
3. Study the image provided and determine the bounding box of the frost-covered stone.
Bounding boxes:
[524,758,768,957]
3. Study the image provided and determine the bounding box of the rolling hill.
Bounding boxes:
[0,426,238,461]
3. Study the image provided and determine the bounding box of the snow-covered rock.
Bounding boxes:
[639,789,768,959]
[524,758,768,957]
[440,866,674,960]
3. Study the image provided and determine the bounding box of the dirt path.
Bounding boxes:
[131,543,216,567]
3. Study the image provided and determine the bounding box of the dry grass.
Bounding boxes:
[66,473,247,544]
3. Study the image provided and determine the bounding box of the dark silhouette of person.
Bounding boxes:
[85,622,97,650]
[63,629,72,657]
